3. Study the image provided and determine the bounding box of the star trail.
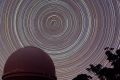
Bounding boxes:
[0,0,120,80]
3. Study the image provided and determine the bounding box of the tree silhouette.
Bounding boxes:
[73,47,120,80]
[73,74,92,80]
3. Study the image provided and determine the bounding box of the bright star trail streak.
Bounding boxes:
[0,0,120,80]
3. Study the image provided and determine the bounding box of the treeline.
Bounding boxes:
[73,47,120,80]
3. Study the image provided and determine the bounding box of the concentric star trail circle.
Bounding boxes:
[0,0,120,80]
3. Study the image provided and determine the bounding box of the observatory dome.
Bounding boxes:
[2,46,56,80]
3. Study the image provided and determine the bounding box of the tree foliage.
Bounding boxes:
[73,74,92,80]
[73,47,120,80]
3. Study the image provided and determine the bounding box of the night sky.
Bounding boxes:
[0,0,120,80]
